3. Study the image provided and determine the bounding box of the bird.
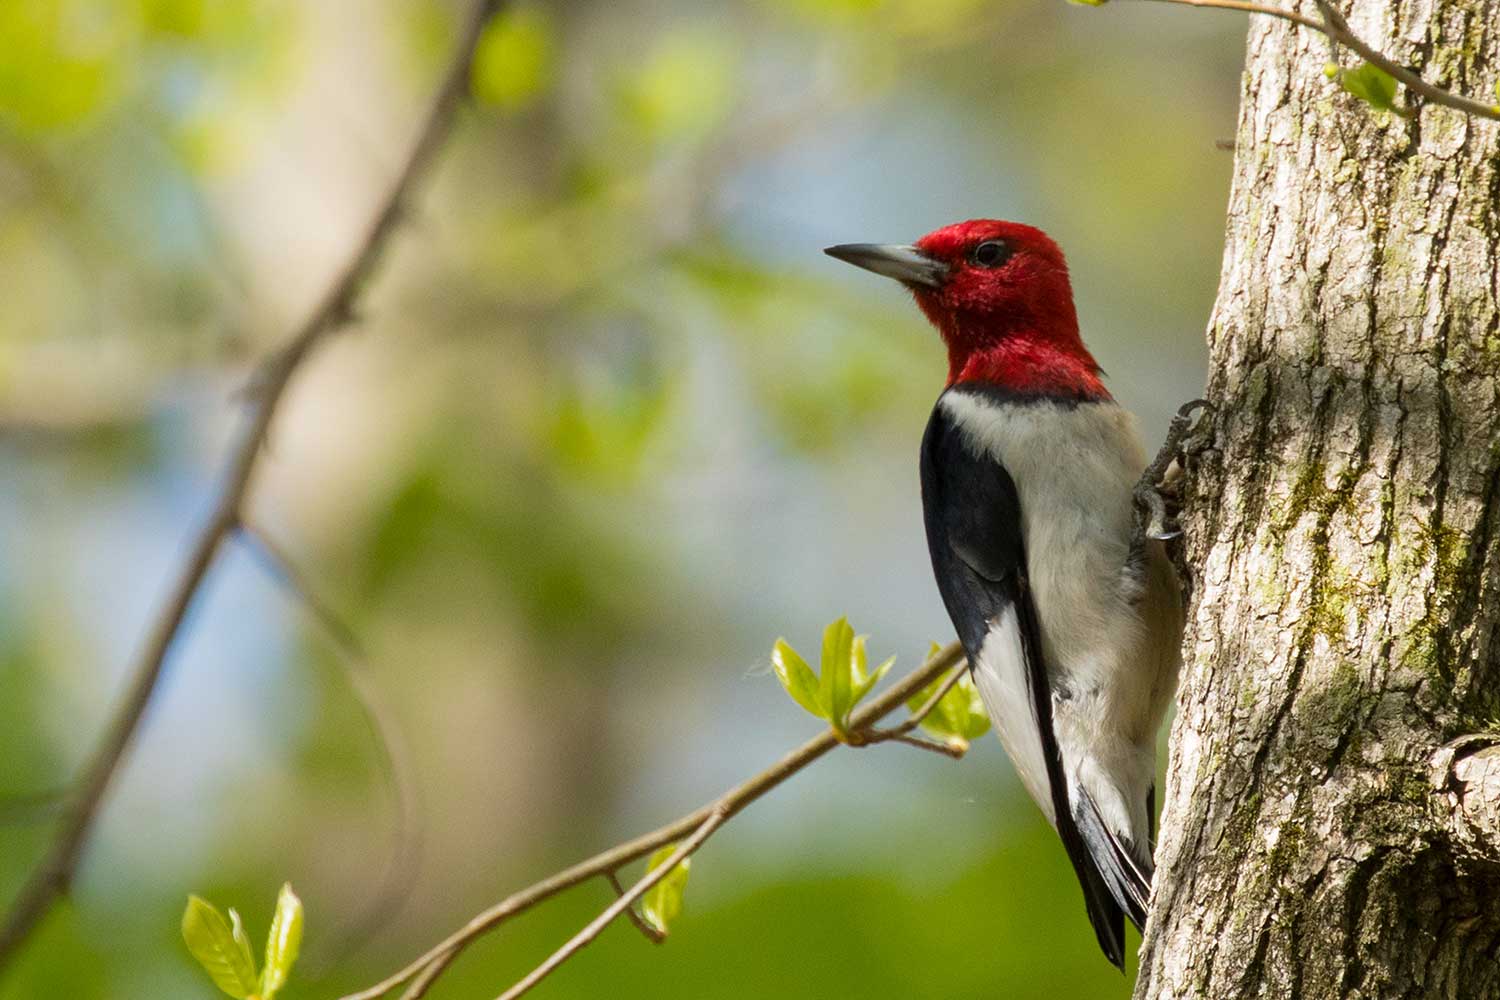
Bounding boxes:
[825,220,1185,968]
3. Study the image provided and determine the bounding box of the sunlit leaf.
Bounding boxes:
[259,883,303,999]
[1066,0,1109,6]
[227,909,255,977]
[472,6,555,110]
[772,638,825,718]
[641,844,692,936]
[181,897,259,999]
[1337,61,1398,113]
[820,617,856,733]
[906,668,990,749]
[849,634,894,705]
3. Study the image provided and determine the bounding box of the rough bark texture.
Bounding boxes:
[1137,3,1500,998]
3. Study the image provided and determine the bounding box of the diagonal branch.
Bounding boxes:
[0,0,506,974]
[339,641,967,1000]
[1135,0,1500,122]
[605,871,667,945]
[494,812,727,1000]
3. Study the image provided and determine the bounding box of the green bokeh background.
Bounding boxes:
[0,1,1241,997]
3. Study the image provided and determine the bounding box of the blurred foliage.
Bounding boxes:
[0,0,1237,997]
[471,6,555,112]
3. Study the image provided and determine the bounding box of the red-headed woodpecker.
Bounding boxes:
[826,220,1185,968]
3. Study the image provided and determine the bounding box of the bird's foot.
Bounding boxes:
[1129,399,1213,574]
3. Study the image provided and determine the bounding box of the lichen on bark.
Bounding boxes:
[1136,2,1500,997]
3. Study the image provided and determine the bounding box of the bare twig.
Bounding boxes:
[878,732,968,758]
[338,641,967,1000]
[0,0,505,974]
[1137,0,1500,122]
[606,871,666,944]
[495,813,726,1000]
[396,954,453,1000]
[237,523,421,963]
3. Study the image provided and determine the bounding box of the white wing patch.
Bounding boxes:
[971,606,1055,826]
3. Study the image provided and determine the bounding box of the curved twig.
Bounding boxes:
[0,0,506,973]
[338,641,967,1000]
[237,523,422,963]
[606,871,667,944]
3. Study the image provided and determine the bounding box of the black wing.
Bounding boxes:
[919,393,1134,969]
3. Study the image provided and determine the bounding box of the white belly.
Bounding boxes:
[942,393,1182,843]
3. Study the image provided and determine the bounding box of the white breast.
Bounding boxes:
[942,391,1179,843]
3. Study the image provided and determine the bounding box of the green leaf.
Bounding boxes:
[641,844,692,936]
[850,646,895,706]
[228,909,255,975]
[906,670,990,748]
[819,618,856,732]
[772,638,826,719]
[1066,0,1109,6]
[1337,61,1398,112]
[181,896,259,999]
[260,883,303,999]
[471,6,555,110]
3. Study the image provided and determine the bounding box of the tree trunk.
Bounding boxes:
[1136,3,1500,997]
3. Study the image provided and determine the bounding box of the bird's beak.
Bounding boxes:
[823,243,948,289]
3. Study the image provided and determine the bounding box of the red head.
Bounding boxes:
[825,220,1107,399]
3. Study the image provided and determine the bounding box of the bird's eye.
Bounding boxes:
[970,240,1012,268]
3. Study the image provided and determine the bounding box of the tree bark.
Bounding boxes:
[1137,3,1500,997]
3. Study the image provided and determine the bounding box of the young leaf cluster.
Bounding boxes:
[182,883,303,1000]
[905,645,990,751]
[772,618,894,740]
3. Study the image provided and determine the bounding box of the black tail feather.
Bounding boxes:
[1075,854,1127,970]
[1074,790,1152,930]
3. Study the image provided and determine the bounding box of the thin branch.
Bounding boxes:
[237,522,421,963]
[883,663,968,739]
[1137,0,1323,30]
[0,0,505,974]
[338,641,966,1000]
[849,662,970,755]
[1136,0,1500,122]
[878,732,968,759]
[494,812,726,1000]
[606,872,666,944]
[1309,0,1500,122]
[396,954,453,1000]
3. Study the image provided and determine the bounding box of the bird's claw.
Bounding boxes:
[1130,399,1214,569]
